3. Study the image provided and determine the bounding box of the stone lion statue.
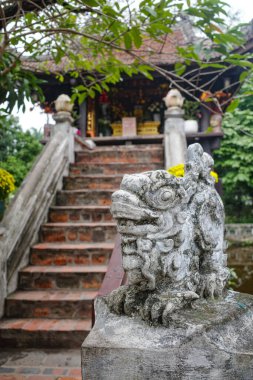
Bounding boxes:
[106,143,229,326]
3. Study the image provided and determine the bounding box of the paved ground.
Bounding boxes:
[0,349,82,380]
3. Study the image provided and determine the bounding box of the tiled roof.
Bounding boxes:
[22,22,196,74]
[114,26,194,65]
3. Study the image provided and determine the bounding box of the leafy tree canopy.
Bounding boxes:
[0,0,253,112]
[214,77,253,222]
[0,116,42,187]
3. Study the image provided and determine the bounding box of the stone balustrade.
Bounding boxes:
[0,95,74,317]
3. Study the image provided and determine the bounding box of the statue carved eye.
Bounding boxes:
[145,187,176,210]
[161,190,175,202]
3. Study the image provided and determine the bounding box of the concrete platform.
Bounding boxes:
[0,348,81,380]
[82,292,253,380]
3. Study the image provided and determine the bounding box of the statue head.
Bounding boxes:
[111,170,188,290]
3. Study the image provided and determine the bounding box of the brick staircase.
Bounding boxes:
[0,143,163,348]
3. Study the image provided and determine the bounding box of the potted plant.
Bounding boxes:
[183,100,200,133]
[200,91,231,132]
[147,101,163,122]
[98,118,112,136]
[0,168,15,220]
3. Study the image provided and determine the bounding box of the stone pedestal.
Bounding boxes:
[52,111,74,136]
[82,292,253,380]
[164,107,187,169]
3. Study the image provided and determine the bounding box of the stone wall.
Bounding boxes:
[226,224,253,243]
[227,246,253,266]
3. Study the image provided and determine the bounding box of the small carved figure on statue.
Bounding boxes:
[106,143,229,326]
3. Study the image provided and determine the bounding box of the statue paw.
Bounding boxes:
[105,285,129,314]
[106,285,145,316]
[199,272,227,299]
[141,291,199,326]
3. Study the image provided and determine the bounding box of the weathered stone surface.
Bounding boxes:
[82,293,253,379]
[107,143,228,326]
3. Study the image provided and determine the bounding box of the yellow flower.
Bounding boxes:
[167,164,218,183]
[0,168,15,200]
[167,164,185,177]
[210,170,218,183]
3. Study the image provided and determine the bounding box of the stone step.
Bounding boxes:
[0,318,91,348]
[0,143,165,349]
[77,144,163,152]
[31,242,114,266]
[63,175,123,190]
[56,189,115,206]
[40,222,117,243]
[48,205,113,223]
[69,162,162,175]
[75,146,163,164]
[18,265,107,290]
[5,290,97,319]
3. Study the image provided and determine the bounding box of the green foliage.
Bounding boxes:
[214,82,253,222]
[0,52,44,113]
[0,116,42,187]
[183,100,200,120]
[228,267,239,289]
[0,157,28,188]
[1,0,253,110]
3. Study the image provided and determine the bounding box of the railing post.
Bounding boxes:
[163,89,187,169]
[52,94,75,163]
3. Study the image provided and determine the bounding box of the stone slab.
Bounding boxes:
[82,292,253,380]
